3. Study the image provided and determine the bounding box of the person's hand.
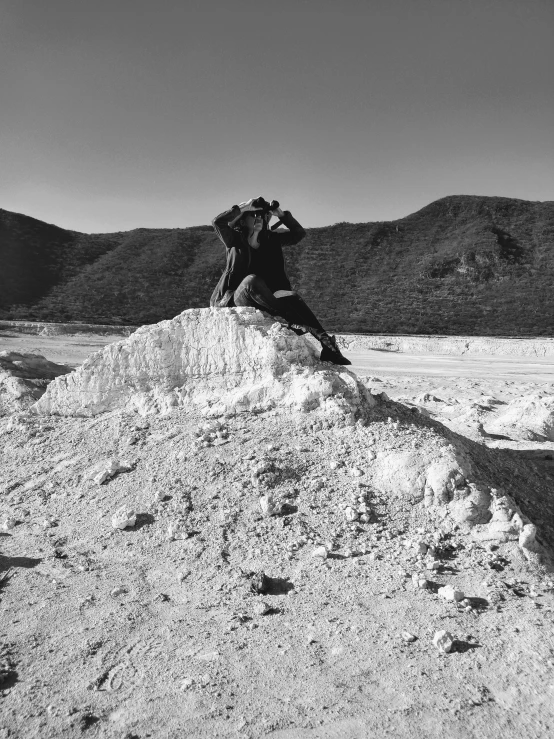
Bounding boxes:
[270,204,285,218]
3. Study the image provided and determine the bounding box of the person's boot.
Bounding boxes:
[319,334,351,365]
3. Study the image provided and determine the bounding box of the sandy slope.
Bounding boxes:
[1,328,554,738]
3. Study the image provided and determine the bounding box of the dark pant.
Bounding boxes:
[233,274,325,339]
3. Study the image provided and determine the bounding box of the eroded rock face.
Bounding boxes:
[369,443,474,507]
[484,394,554,441]
[32,308,372,419]
[0,351,72,415]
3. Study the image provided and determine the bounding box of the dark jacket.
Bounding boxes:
[210,205,307,307]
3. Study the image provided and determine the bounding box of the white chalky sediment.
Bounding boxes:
[31,307,371,419]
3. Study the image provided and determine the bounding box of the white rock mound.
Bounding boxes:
[32,308,371,419]
[0,351,72,415]
[484,394,554,441]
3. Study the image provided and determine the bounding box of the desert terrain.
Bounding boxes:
[1,316,553,739]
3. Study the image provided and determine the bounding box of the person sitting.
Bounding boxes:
[210,196,351,365]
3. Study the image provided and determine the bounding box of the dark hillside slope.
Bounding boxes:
[0,209,123,313]
[284,195,554,335]
[2,196,553,334]
[30,226,218,325]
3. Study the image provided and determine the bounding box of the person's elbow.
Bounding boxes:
[291,227,307,244]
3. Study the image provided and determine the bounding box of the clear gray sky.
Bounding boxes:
[1,0,553,232]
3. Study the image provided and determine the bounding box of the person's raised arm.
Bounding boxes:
[270,204,307,247]
[212,198,259,248]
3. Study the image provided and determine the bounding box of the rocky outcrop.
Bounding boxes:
[32,308,371,419]
[368,443,474,507]
[0,351,72,415]
[484,394,554,441]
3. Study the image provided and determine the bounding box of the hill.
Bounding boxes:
[1,195,553,334]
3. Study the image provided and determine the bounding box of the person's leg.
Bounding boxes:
[233,275,286,314]
[275,294,325,336]
[276,292,351,366]
[234,277,350,365]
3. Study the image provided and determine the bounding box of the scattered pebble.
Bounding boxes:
[2,516,17,531]
[91,459,132,486]
[415,541,428,555]
[111,507,136,530]
[433,630,454,654]
[259,494,275,517]
[167,521,188,540]
[412,573,429,589]
[402,632,417,643]
[251,571,270,595]
[438,584,465,602]
[344,507,358,522]
[253,601,271,616]
[311,546,328,560]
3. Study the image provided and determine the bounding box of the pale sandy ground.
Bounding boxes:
[1,328,554,738]
[3,329,554,382]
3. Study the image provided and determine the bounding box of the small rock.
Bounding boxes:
[311,546,328,560]
[344,507,358,522]
[111,586,128,597]
[349,468,364,478]
[167,521,188,540]
[253,600,271,616]
[92,459,132,486]
[438,584,465,602]
[433,630,454,653]
[411,573,428,589]
[401,631,417,643]
[111,507,136,530]
[180,677,195,691]
[259,494,275,517]
[251,571,270,595]
[2,516,17,531]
